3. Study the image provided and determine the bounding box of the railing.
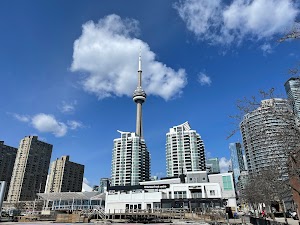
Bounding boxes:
[103,207,228,222]
[80,205,106,220]
[52,204,100,211]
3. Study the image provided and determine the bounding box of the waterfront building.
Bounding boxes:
[111,54,150,186]
[285,77,300,119]
[37,191,105,211]
[105,171,237,213]
[166,122,206,177]
[46,155,84,193]
[240,98,299,174]
[229,143,246,184]
[7,136,52,203]
[208,172,236,209]
[106,173,222,213]
[0,141,17,200]
[206,158,220,174]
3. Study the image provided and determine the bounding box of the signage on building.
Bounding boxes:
[142,184,169,189]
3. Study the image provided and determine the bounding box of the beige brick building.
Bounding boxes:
[0,141,17,200]
[45,155,84,193]
[7,136,52,203]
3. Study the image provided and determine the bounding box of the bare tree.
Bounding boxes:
[279,22,300,42]
[242,165,292,222]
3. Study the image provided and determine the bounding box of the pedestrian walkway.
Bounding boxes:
[229,216,299,225]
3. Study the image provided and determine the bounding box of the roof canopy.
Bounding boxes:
[37,192,105,201]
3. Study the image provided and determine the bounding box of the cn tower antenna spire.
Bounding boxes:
[138,48,142,87]
[133,50,146,137]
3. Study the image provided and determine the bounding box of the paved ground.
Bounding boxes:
[0,217,299,224]
[228,217,299,225]
[272,217,299,225]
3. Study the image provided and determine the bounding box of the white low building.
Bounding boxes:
[105,171,237,213]
[208,172,236,210]
[105,176,222,213]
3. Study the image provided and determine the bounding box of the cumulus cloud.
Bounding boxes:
[198,73,212,86]
[260,43,273,55]
[11,113,31,122]
[67,120,83,130]
[10,113,84,137]
[59,101,77,113]
[174,0,299,45]
[31,114,68,137]
[71,14,187,100]
[219,157,231,173]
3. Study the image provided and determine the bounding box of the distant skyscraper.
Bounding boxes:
[285,77,300,119]
[0,141,17,200]
[45,155,84,193]
[236,170,248,198]
[240,98,299,175]
[166,121,206,177]
[7,136,52,203]
[111,54,150,186]
[229,143,246,184]
[99,178,111,193]
[206,158,220,173]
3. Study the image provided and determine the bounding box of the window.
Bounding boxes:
[174,191,187,199]
[222,176,233,191]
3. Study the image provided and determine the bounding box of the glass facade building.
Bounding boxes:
[229,143,245,184]
[166,122,206,177]
[206,158,220,173]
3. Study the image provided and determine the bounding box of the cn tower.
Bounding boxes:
[111,53,150,186]
[133,52,146,137]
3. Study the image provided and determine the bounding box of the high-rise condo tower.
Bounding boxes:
[240,98,299,175]
[166,122,206,177]
[7,136,52,203]
[45,155,84,193]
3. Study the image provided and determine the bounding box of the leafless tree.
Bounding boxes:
[279,22,300,42]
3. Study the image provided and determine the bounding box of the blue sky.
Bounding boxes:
[0,0,299,186]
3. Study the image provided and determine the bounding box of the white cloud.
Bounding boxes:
[198,73,212,86]
[174,0,299,45]
[12,113,31,122]
[71,14,187,100]
[206,151,212,159]
[219,157,231,173]
[59,101,77,113]
[67,120,83,130]
[260,43,273,55]
[31,114,67,137]
[10,112,84,137]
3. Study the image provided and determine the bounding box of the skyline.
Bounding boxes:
[0,0,299,186]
